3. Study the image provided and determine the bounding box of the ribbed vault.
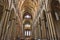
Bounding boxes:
[18,0,40,16]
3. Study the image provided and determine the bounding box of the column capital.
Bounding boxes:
[46,10,52,13]
[5,9,10,12]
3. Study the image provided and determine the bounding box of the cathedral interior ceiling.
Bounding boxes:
[0,0,60,40]
[18,0,40,14]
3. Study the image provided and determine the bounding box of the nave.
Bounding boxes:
[0,0,60,40]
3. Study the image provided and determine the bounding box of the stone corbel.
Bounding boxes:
[5,9,10,12]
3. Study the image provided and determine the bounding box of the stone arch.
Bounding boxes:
[9,8,15,21]
[23,12,32,19]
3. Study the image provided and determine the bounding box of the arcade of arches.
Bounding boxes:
[0,0,60,40]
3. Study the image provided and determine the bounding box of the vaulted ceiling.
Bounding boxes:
[18,0,40,19]
[17,0,40,32]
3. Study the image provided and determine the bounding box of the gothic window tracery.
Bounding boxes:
[23,12,32,19]
[24,30,31,36]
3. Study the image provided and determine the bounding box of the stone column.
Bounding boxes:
[1,9,10,40]
[41,12,47,39]
[3,9,11,40]
[39,18,42,39]
[6,19,14,40]
[45,0,57,40]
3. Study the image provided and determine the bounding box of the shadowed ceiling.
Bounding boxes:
[18,0,40,17]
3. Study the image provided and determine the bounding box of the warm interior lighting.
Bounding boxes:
[24,30,31,36]
[25,24,31,28]
[25,15,31,19]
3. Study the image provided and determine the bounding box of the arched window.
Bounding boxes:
[55,12,59,20]
[24,30,31,36]
[23,12,32,19]
[25,15,31,19]
[54,10,60,21]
